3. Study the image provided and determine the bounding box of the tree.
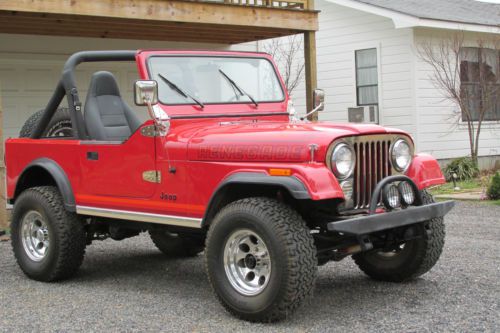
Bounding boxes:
[417,32,500,164]
[263,35,305,95]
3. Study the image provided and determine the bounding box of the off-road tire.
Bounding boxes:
[11,186,86,282]
[205,197,317,323]
[353,190,445,282]
[149,230,204,257]
[19,108,73,138]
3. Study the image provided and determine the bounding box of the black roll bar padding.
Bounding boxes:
[30,80,66,139]
[368,175,423,214]
[31,50,137,139]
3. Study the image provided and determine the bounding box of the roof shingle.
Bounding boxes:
[354,0,500,27]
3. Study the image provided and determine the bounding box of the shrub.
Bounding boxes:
[487,172,500,200]
[443,157,479,181]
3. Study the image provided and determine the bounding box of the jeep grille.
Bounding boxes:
[352,136,393,209]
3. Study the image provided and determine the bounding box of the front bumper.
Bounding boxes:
[327,200,455,235]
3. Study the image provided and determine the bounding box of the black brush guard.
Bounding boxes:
[327,175,455,236]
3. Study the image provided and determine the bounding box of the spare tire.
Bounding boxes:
[19,108,74,138]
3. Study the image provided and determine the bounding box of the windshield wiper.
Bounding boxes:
[158,73,204,109]
[218,69,259,107]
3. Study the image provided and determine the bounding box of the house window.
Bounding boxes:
[460,47,500,121]
[355,48,378,106]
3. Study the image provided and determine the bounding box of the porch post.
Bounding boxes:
[0,89,7,231]
[304,0,318,121]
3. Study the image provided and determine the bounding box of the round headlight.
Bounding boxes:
[391,139,412,172]
[330,143,355,179]
[398,181,415,205]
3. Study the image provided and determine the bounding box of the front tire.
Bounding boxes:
[11,186,86,282]
[205,197,317,322]
[353,190,445,282]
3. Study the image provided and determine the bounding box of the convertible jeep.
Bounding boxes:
[5,50,454,322]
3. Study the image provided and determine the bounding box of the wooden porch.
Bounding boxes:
[0,0,318,43]
[0,0,319,117]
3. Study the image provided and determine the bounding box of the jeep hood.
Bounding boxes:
[187,121,408,162]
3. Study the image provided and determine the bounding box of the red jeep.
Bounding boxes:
[5,50,454,322]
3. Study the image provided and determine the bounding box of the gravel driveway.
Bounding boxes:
[0,201,499,332]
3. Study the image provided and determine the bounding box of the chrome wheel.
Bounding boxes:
[224,229,271,296]
[21,211,50,262]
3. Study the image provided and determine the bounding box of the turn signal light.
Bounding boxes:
[269,168,292,176]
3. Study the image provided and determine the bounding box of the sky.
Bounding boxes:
[475,0,500,3]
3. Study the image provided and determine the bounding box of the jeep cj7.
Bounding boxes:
[5,50,454,322]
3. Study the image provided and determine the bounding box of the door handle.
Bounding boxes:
[87,152,99,160]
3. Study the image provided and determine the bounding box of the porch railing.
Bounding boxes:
[183,0,311,10]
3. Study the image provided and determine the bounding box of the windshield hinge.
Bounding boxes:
[143,170,162,183]
[140,125,158,137]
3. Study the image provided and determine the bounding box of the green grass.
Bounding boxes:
[429,179,483,195]
[487,200,500,206]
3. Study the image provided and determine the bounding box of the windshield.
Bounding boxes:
[148,56,285,105]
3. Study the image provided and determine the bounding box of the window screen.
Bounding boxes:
[356,48,378,106]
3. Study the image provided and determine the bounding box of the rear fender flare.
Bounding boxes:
[15,158,76,212]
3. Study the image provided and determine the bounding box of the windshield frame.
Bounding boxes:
[146,55,286,106]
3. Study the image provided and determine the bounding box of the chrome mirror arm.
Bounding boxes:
[301,103,324,121]
[144,98,170,135]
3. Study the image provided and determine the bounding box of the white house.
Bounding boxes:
[1,0,498,167]
[274,0,500,167]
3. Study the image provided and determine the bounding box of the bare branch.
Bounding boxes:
[416,31,499,164]
[263,35,305,95]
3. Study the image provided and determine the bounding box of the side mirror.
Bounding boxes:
[134,80,158,106]
[313,89,325,111]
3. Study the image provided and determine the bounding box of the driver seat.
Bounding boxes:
[84,71,141,141]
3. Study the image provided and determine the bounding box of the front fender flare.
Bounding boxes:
[406,153,446,190]
[15,158,76,212]
[217,172,311,199]
[202,172,311,226]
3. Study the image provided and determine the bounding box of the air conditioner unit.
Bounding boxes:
[347,105,379,124]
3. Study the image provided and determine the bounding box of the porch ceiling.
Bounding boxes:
[0,0,318,44]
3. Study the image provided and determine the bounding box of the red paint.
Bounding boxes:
[406,153,446,189]
[5,50,445,219]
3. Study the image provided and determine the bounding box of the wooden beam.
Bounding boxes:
[0,19,275,44]
[0,11,300,35]
[0,14,289,41]
[0,0,318,32]
[0,12,302,44]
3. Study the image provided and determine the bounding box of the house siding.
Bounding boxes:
[413,28,500,160]
[273,1,498,161]
[288,1,417,142]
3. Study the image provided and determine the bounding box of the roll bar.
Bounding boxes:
[30,51,137,139]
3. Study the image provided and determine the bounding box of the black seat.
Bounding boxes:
[84,71,141,141]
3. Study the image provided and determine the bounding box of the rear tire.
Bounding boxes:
[11,186,86,282]
[19,108,73,138]
[352,190,445,282]
[149,230,203,257]
[205,197,317,322]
